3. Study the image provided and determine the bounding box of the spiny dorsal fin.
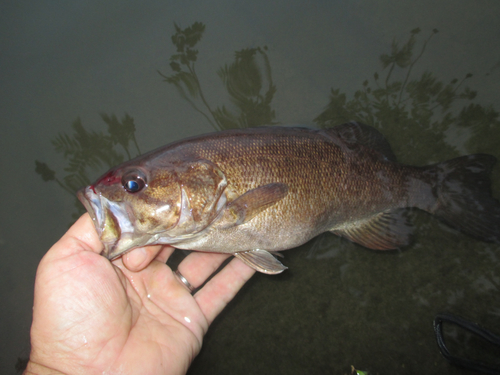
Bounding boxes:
[234,249,288,274]
[330,209,412,250]
[322,122,397,162]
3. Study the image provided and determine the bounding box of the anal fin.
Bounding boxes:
[234,249,288,274]
[331,210,412,250]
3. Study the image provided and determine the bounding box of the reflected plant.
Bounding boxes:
[35,22,278,221]
[36,24,500,223]
[314,28,500,165]
[35,114,141,220]
[159,22,277,130]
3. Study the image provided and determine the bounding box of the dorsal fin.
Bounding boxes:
[321,122,397,162]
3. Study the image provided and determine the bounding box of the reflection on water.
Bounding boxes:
[35,114,142,220]
[28,21,500,374]
[159,22,277,131]
[36,25,500,223]
[314,28,499,167]
[36,22,280,221]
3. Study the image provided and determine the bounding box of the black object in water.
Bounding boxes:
[434,313,500,374]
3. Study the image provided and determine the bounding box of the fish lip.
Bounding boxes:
[77,186,145,260]
[77,187,104,237]
[77,186,117,259]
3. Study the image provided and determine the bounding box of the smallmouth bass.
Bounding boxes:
[77,122,500,274]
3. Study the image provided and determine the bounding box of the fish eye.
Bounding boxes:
[122,172,146,193]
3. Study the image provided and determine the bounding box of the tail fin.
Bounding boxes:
[431,154,500,242]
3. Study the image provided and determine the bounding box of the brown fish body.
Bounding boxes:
[164,127,423,251]
[78,123,500,273]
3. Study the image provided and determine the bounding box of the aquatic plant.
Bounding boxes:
[35,23,499,222]
[35,114,141,220]
[158,22,277,130]
[35,22,277,220]
[314,28,500,165]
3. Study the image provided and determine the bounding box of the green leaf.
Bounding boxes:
[170,61,181,72]
[185,48,198,62]
[35,160,56,181]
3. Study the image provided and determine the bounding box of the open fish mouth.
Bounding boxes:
[77,187,146,260]
[77,187,103,234]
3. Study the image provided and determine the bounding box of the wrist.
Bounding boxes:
[23,361,66,375]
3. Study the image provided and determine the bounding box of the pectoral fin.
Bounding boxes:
[220,183,288,228]
[234,249,288,274]
[330,209,412,250]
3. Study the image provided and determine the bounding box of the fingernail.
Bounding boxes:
[126,247,147,269]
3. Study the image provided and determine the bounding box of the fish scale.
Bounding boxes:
[78,122,500,274]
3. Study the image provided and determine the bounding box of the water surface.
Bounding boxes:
[1,1,500,374]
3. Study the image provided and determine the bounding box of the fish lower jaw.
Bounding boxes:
[101,236,140,259]
[101,232,167,260]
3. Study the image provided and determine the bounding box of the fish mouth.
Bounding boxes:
[77,187,149,260]
[77,187,100,228]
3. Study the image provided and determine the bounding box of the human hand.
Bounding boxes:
[24,214,255,375]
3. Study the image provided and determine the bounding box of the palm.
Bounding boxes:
[27,215,254,375]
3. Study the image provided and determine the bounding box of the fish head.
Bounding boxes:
[78,158,227,260]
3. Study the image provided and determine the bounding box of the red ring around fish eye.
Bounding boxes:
[122,172,146,193]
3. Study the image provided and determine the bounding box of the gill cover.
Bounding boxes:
[164,159,227,237]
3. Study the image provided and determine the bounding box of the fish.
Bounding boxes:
[77,122,500,274]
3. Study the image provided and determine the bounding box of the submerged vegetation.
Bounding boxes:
[314,28,500,165]
[35,22,278,219]
[35,23,500,220]
[158,22,277,131]
[35,114,141,219]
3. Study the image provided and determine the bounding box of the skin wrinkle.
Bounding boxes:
[78,275,143,373]
[39,255,92,287]
[178,252,232,288]
[53,264,130,370]
[124,257,207,348]
[213,260,244,306]
[39,275,110,342]
[60,261,119,317]
[71,227,104,253]
[194,258,255,324]
[110,319,161,373]
[144,301,202,358]
[24,362,67,375]
[72,307,128,371]
[127,298,201,375]
[28,214,254,375]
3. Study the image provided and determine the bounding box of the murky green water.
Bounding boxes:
[2,1,499,374]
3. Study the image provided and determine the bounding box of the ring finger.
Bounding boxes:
[176,251,232,291]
